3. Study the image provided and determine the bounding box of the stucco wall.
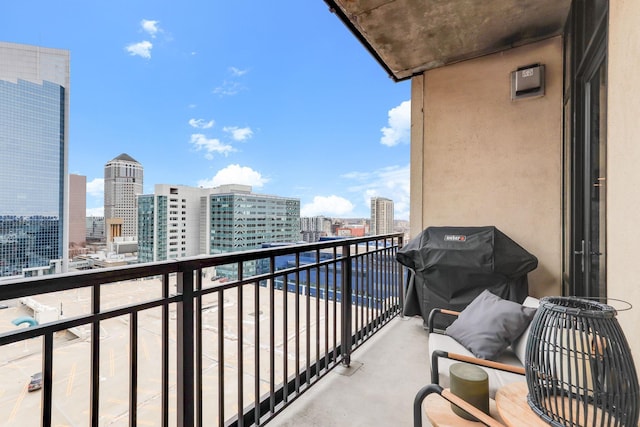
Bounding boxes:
[410,37,563,297]
[607,0,640,373]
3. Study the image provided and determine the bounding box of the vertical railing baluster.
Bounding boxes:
[332,247,337,363]
[91,284,101,427]
[217,288,225,426]
[269,256,276,414]
[42,332,53,427]
[305,265,311,385]
[282,273,289,403]
[366,248,372,336]
[237,263,244,427]
[341,243,352,366]
[254,276,260,424]
[324,263,329,370]
[177,266,195,427]
[130,311,138,427]
[354,255,360,344]
[398,236,405,315]
[315,249,320,376]
[294,253,300,393]
[195,270,203,427]
[162,273,170,427]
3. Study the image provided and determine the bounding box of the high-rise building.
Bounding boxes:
[69,174,87,247]
[208,185,300,255]
[370,197,394,236]
[300,216,328,242]
[138,184,216,262]
[86,216,105,242]
[138,184,301,270]
[0,42,70,278]
[104,153,143,239]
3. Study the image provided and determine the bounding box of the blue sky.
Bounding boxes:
[1,1,410,220]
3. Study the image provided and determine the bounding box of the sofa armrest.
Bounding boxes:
[431,350,525,384]
[427,308,460,333]
[413,384,506,427]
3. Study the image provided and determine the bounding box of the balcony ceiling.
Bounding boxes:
[325,0,571,81]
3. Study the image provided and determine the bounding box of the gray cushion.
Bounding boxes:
[445,290,537,360]
[512,296,540,365]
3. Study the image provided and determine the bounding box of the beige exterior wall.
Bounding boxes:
[410,37,563,298]
[607,0,640,372]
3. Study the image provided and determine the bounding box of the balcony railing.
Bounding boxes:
[0,233,404,426]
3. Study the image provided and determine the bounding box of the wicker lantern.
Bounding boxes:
[525,296,639,426]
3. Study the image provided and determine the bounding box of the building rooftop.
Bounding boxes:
[110,153,140,163]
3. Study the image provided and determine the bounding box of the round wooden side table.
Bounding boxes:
[496,381,640,427]
[424,391,503,427]
[495,382,551,427]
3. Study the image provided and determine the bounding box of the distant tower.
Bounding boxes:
[69,174,87,247]
[104,154,143,239]
[370,197,394,235]
[0,42,70,277]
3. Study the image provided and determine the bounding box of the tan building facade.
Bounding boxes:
[69,174,87,247]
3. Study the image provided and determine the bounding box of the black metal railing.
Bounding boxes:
[0,233,404,427]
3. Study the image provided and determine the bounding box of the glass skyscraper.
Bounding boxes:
[0,42,70,278]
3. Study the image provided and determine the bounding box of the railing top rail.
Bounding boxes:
[0,234,403,301]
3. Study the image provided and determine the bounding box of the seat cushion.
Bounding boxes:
[429,332,524,398]
[512,296,540,365]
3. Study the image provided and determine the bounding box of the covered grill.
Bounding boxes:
[397,226,538,328]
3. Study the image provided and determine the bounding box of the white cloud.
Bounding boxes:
[342,164,410,220]
[380,100,410,147]
[213,80,244,97]
[198,164,268,188]
[86,178,104,197]
[301,196,354,217]
[190,134,235,158]
[229,66,249,77]
[125,41,153,59]
[189,118,215,129]
[223,126,253,141]
[141,19,161,38]
[87,207,104,217]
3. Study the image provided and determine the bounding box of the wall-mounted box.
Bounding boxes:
[511,64,545,100]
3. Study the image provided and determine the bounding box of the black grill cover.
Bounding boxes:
[397,226,538,328]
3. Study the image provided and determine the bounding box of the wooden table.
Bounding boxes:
[496,381,640,427]
[424,391,504,427]
[495,382,550,427]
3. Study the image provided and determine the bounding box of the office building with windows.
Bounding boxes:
[86,216,105,242]
[207,186,300,255]
[104,153,143,239]
[138,184,216,263]
[370,197,394,236]
[0,42,70,278]
[138,184,301,274]
[300,215,329,242]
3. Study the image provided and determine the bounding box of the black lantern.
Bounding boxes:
[525,296,639,426]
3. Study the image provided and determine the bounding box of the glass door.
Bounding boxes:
[582,58,607,298]
[563,1,608,299]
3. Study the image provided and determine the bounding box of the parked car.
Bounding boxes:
[28,372,42,392]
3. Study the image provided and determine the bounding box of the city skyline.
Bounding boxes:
[0,2,411,221]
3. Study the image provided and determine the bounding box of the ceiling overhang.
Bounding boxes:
[324,0,571,82]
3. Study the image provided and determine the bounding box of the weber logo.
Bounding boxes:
[444,235,466,242]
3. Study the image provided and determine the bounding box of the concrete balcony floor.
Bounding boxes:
[271,315,430,427]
